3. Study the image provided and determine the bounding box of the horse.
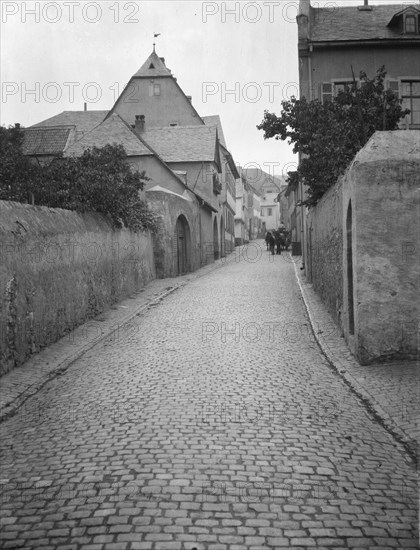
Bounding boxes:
[265,231,275,255]
[272,230,284,255]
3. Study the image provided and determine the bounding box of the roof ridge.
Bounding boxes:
[60,110,108,113]
[144,125,215,131]
[25,125,75,130]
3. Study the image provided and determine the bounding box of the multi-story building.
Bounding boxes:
[24,50,239,276]
[235,167,250,245]
[250,185,262,240]
[294,0,420,268]
[242,168,286,233]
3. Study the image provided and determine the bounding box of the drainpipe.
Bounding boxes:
[301,46,313,270]
[308,44,313,100]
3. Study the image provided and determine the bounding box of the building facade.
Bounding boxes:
[25,50,239,276]
[234,167,250,245]
[295,0,420,271]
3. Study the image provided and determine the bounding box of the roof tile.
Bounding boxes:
[142,125,218,163]
[22,127,73,155]
[203,115,227,148]
[64,114,151,157]
[31,111,108,140]
[310,4,420,42]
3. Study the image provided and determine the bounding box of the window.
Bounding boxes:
[267,208,273,216]
[401,80,420,127]
[321,80,358,103]
[153,84,161,96]
[322,83,333,103]
[387,80,400,98]
[334,81,357,95]
[404,14,417,34]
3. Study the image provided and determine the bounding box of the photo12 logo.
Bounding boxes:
[201,2,339,24]
[0,81,129,106]
[1,1,141,24]
[202,81,299,104]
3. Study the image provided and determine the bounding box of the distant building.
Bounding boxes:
[242,168,286,232]
[235,167,250,245]
[249,185,262,240]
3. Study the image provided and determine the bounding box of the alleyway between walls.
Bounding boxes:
[0,244,417,549]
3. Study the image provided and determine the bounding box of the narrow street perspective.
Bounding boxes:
[0,248,417,549]
[1,1,419,549]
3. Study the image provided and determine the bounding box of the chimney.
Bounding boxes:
[299,0,310,17]
[135,114,145,133]
[186,95,192,102]
[358,0,372,10]
[84,102,87,111]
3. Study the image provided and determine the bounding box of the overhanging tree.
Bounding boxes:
[257,66,410,207]
[0,126,159,232]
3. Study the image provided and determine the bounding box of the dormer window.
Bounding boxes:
[388,8,420,35]
[404,14,417,34]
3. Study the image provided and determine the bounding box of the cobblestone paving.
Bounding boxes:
[293,258,419,460]
[0,247,418,549]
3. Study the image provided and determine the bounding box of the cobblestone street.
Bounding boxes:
[0,245,418,550]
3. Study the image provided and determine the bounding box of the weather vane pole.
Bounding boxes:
[153,33,161,52]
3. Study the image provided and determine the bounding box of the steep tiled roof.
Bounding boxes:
[310,4,420,42]
[142,125,218,163]
[64,114,151,157]
[133,50,172,78]
[241,168,286,194]
[202,115,226,148]
[31,111,108,140]
[22,126,73,155]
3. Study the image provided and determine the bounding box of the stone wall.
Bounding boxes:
[0,201,155,375]
[307,177,344,327]
[342,131,419,365]
[146,189,201,278]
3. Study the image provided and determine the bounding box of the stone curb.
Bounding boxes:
[291,257,417,466]
[0,251,238,424]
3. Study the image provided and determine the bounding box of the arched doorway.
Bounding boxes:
[174,215,191,275]
[213,217,219,260]
[346,202,354,335]
[220,215,225,258]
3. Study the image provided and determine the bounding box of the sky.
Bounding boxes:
[0,0,407,176]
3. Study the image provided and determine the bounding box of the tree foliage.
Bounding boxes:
[0,127,159,232]
[257,67,410,207]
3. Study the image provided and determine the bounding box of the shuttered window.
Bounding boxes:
[401,80,420,127]
[322,83,333,103]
